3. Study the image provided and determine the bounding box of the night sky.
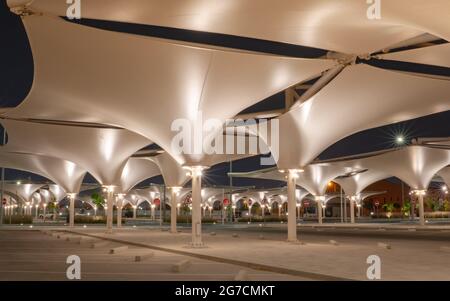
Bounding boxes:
[0,1,449,188]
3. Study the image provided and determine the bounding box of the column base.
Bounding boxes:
[287,239,305,245]
[186,242,207,249]
[287,238,299,244]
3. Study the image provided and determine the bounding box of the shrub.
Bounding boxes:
[163,216,216,224]
[74,216,117,224]
[6,215,33,224]
[424,212,450,218]
[370,212,403,219]
[443,200,450,212]
[237,216,287,223]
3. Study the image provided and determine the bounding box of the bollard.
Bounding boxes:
[109,245,129,254]
[171,259,191,273]
[90,241,110,249]
[234,270,249,281]
[377,242,391,249]
[135,252,155,262]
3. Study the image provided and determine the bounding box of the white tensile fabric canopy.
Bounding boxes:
[234,188,310,206]
[130,187,164,206]
[230,165,355,196]
[1,183,44,203]
[345,146,450,191]
[11,0,450,54]
[380,43,450,69]
[0,151,86,193]
[0,119,150,186]
[4,14,335,165]
[119,158,161,193]
[231,146,450,196]
[201,188,225,205]
[147,134,256,188]
[275,64,450,169]
[358,191,386,202]
[48,184,67,203]
[147,154,189,188]
[334,170,392,197]
[437,166,450,188]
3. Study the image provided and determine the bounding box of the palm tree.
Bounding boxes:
[382,203,395,219]
[401,200,411,218]
[91,193,105,208]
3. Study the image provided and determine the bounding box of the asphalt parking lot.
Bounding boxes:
[0,229,305,281]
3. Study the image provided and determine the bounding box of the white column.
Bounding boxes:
[287,170,298,242]
[151,205,155,220]
[117,194,124,228]
[43,204,47,222]
[35,204,38,219]
[170,187,179,234]
[316,196,324,224]
[105,186,114,233]
[417,190,425,226]
[350,196,356,224]
[132,205,137,219]
[68,193,75,228]
[190,166,204,247]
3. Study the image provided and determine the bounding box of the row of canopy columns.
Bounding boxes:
[63,176,428,245]
[66,186,114,231]
[350,196,356,224]
[284,179,429,243]
[170,187,181,234]
[287,170,298,242]
[105,186,115,234]
[64,184,184,237]
[416,190,426,226]
[190,166,204,247]
[68,193,76,228]
[116,194,125,228]
[286,169,305,242]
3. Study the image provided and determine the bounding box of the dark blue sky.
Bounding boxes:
[0,1,449,188]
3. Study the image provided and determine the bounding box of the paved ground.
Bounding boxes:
[0,229,305,281]
[1,223,450,281]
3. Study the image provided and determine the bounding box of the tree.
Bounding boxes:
[47,202,56,210]
[444,200,450,212]
[425,197,440,212]
[401,200,411,218]
[91,192,105,207]
[382,203,395,218]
